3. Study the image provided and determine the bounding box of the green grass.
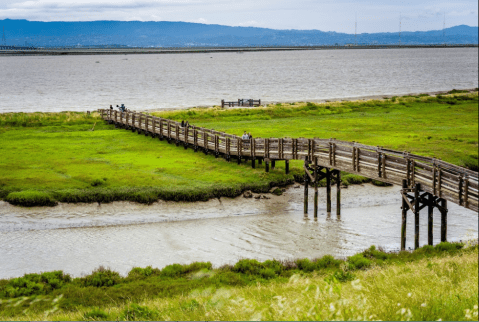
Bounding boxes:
[0,242,476,321]
[0,91,477,206]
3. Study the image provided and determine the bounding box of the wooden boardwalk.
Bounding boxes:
[100,108,478,249]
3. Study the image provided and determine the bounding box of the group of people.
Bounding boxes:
[180,120,191,128]
[242,131,253,140]
[110,104,128,112]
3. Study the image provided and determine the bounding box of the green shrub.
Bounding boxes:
[347,254,372,270]
[81,267,121,287]
[184,261,213,274]
[1,270,70,297]
[90,178,106,187]
[315,255,341,269]
[180,299,200,311]
[271,188,283,196]
[120,303,159,321]
[160,264,185,278]
[5,190,57,207]
[128,266,160,279]
[263,260,283,274]
[83,308,108,320]
[362,246,390,260]
[233,259,264,275]
[435,241,463,252]
[295,258,316,272]
[259,268,276,279]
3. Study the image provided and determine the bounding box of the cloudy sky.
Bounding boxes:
[0,0,477,33]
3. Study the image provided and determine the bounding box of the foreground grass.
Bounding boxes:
[0,91,477,206]
[0,242,476,321]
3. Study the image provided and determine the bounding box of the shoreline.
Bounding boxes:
[144,88,479,113]
[1,44,477,57]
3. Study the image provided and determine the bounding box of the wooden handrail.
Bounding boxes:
[100,109,479,212]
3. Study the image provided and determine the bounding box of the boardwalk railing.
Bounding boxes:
[100,109,478,212]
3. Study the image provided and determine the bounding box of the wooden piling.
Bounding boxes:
[336,170,341,217]
[401,179,408,251]
[265,159,269,172]
[285,160,289,174]
[314,157,318,218]
[428,193,434,246]
[258,158,262,165]
[252,158,256,169]
[441,199,447,242]
[271,160,275,169]
[326,168,331,214]
[304,160,309,215]
[414,183,420,250]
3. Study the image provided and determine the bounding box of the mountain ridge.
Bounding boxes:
[1,19,477,47]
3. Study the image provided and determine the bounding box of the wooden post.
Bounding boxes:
[252,158,256,169]
[184,127,189,149]
[285,160,289,174]
[428,193,434,246]
[265,159,270,172]
[401,179,408,251]
[258,158,262,165]
[304,160,309,215]
[440,199,447,242]
[336,170,341,217]
[326,168,331,214]
[314,158,318,218]
[221,99,224,108]
[414,183,420,250]
[271,160,275,169]
[237,139,241,164]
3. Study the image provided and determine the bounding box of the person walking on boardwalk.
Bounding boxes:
[242,131,249,140]
[181,120,185,127]
[110,105,113,110]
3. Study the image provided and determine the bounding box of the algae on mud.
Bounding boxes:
[0,91,477,206]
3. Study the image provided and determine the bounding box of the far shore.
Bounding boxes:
[143,88,479,113]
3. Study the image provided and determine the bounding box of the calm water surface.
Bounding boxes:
[0,184,477,279]
[0,48,477,113]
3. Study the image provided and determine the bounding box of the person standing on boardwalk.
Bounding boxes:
[242,131,249,140]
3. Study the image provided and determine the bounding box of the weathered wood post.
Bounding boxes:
[271,160,275,169]
[252,158,256,169]
[336,170,341,217]
[314,157,318,218]
[304,160,309,215]
[401,179,408,251]
[428,193,434,245]
[258,158,262,165]
[221,99,224,108]
[265,159,270,172]
[414,183,420,250]
[440,199,447,242]
[285,160,289,174]
[326,168,331,214]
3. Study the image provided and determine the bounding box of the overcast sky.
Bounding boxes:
[0,0,477,33]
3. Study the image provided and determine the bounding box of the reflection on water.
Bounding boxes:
[0,48,477,113]
[0,184,477,279]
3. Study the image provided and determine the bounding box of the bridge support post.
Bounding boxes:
[414,183,420,250]
[265,159,270,172]
[336,170,341,217]
[304,160,309,216]
[401,179,408,251]
[440,199,447,242]
[251,158,256,169]
[326,168,332,215]
[258,158,262,165]
[428,193,434,246]
[271,160,275,170]
[314,158,318,218]
[285,160,289,174]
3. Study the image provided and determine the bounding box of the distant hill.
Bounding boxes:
[0,19,477,47]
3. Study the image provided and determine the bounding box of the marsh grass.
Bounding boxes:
[0,243,476,321]
[0,91,477,206]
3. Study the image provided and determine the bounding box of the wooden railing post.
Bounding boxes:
[401,179,408,251]
[414,183,420,250]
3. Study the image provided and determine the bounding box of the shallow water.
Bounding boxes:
[0,184,476,279]
[0,48,477,113]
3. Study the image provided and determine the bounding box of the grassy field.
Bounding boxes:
[0,242,476,321]
[0,90,477,206]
